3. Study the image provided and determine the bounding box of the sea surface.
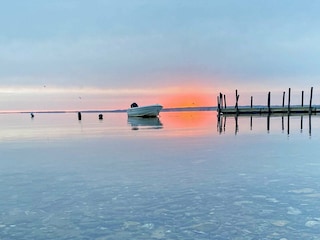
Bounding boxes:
[1,111,320,239]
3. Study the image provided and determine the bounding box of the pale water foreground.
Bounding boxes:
[1,111,320,239]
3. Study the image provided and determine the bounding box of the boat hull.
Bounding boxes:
[127,104,163,117]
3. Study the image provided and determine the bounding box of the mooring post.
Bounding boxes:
[301,90,304,107]
[251,96,253,108]
[288,88,291,114]
[282,91,286,108]
[217,95,221,115]
[235,89,239,114]
[99,114,103,120]
[267,92,271,114]
[309,87,313,114]
[235,89,238,108]
[224,94,227,108]
[78,112,82,121]
[219,93,223,110]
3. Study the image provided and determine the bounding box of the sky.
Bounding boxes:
[1,0,320,111]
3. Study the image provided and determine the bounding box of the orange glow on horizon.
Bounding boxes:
[160,87,215,108]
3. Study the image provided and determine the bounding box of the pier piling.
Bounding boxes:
[217,87,319,116]
[309,87,313,114]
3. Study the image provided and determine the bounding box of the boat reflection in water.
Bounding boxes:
[217,114,315,136]
[127,117,163,130]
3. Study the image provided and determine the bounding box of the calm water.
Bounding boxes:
[1,111,320,239]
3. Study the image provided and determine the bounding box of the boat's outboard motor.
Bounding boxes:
[131,102,138,108]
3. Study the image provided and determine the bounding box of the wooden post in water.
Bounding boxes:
[219,93,223,110]
[309,87,313,114]
[224,94,227,108]
[78,112,82,121]
[217,96,221,115]
[251,96,253,108]
[282,91,286,108]
[288,88,291,114]
[235,89,239,115]
[301,90,304,107]
[267,91,271,114]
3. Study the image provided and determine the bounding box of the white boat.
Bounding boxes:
[127,103,163,117]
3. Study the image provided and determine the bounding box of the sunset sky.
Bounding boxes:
[1,0,320,111]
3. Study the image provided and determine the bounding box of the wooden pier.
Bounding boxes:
[217,87,320,115]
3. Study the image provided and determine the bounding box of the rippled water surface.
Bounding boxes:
[1,111,320,239]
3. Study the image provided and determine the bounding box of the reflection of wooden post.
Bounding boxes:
[250,116,252,130]
[282,91,285,108]
[309,87,313,114]
[217,114,221,133]
[267,114,270,132]
[287,115,290,135]
[300,116,303,132]
[288,88,291,114]
[235,116,239,134]
[309,114,312,136]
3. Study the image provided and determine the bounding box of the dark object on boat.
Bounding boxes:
[78,112,82,120]
[131,102,138,108]
[30,113,34,118]
[99,114,103,120]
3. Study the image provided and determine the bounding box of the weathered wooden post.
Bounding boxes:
[78,112,82,120]
[217,96,221,115]
[235,89,239,115]
[224,94,227,108]
[282,91,286,108]
[251,96,253,108]
[288,88,291,114]
[219,93,223,110]
[267,91,271,114]
[301,90,304,107]
[309,87,313,114]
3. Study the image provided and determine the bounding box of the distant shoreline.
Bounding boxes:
[0,106,217,114]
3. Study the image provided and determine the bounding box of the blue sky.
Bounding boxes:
[1,0,320,110]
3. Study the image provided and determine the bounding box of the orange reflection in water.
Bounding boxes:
[160,111,217,130]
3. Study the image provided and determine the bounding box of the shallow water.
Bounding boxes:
[1,111,320,239]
